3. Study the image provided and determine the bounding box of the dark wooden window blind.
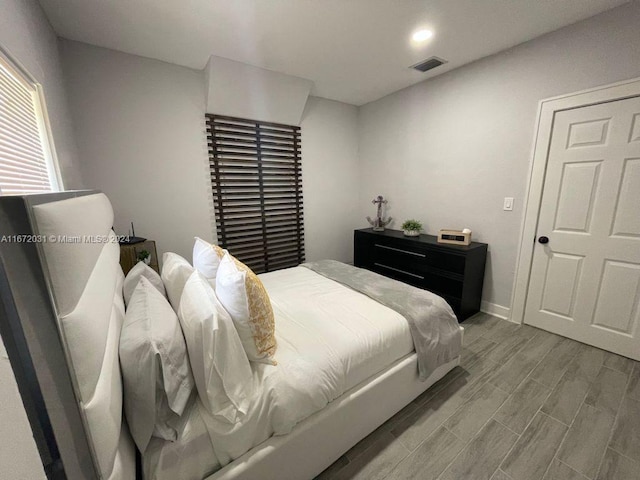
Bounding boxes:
[206,114,304,273]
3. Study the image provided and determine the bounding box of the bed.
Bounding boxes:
[0,191,463,480]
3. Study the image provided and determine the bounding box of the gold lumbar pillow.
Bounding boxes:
[215,252,277,364]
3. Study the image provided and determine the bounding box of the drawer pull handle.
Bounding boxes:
[374,263,425,280]
[374,244,426,258]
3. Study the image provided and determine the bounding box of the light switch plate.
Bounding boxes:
[503,197,514,211]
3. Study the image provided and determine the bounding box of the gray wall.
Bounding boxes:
[60,40,213,261]
[357,2,640,311]
[205,55,313,126]
[301,96,360,263]
[60,40,360,264]
[0,0,82,189]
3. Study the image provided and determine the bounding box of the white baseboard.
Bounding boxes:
[480,301,512,322]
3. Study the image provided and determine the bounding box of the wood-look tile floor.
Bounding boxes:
[315,314,640,480]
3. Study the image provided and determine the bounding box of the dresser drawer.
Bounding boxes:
[368,262,463,315]
[371,261,464,297]
[370,242,466,276]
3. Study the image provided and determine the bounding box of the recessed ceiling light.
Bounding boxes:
[412,29,433,42]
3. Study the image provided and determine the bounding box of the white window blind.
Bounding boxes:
[0,55,59,195]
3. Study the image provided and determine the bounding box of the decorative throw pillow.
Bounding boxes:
[192,237,227,283]
[178,270,254,422]
[119,277,194,453]
[123,261,165,306]
[215,253,277,364]
[161,252,194,311]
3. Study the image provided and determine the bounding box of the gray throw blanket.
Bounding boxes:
[302,260,462,380]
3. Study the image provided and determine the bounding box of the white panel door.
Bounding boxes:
[525,96,640,360]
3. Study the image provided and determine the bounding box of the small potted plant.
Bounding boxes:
[137,249,151,265]
[401,219,422,237]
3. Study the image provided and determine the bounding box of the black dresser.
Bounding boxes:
[354,228,488,321]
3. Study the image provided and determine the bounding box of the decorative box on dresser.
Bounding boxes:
[354,228,488,321]
[119,240,159,275]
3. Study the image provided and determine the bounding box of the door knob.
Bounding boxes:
[538,236,549,244]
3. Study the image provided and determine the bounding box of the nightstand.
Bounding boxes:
[119,240,159,275]
[354,228,487,321]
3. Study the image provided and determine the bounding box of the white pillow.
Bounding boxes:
[215,253,277,364]
[192,237,227,282]
[123,261,165,306]
[119,277,194,453]
[178,270,254,423]
[161,252,194,311]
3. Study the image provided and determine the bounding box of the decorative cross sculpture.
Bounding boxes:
[366,195,392,231]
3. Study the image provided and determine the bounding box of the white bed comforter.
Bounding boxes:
[144,267,414,480]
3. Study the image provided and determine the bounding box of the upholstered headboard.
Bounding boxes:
[0,191,135,479]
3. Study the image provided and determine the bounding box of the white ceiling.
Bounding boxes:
[39,0,628,105]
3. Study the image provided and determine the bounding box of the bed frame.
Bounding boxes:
[0,191,461,480]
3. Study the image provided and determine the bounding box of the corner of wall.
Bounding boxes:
[55,37,84,190]
[480,301,512,322]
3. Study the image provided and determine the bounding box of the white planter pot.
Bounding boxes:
[403,230,420,237]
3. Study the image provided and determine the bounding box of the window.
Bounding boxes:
[0,54,60,195]
[206,114,304,273]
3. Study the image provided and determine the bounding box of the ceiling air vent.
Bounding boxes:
[410,57,447,73]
